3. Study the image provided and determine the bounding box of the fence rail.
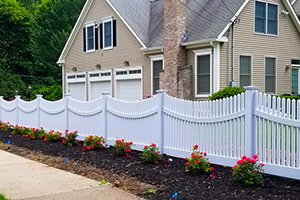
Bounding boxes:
[0,86,300,180]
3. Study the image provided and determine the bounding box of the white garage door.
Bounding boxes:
[90,81,111,100]
[68,83,85,101]
[116,79,141,101]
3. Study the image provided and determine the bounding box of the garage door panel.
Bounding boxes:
[68,83,85,101]
[90,81,111,100]
[116,79,141,101]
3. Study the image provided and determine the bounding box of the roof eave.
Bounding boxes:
[282,0,300,34]
[181,37,228,48]
[139,46,164,54]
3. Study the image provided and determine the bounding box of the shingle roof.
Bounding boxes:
[108,0,246,48]
[292,0,300,16]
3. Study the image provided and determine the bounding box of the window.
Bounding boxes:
[291,59,300,94]
[255,1,278,35]
[194,49,212,97]
[239,56,251,88]
[265,57,276,93]
[150,55,163,94]
[83,22,98,52]
[100,17,117,50]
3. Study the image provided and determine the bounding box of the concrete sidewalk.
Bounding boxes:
[0,150,144,200]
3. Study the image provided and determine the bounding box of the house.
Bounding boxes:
[291,0,300,18]
[57,0,300,101]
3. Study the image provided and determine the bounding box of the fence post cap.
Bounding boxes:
[0,96,3,99]
[156,89,168,94]
[36,94,43,98]
[243,86,259,91]
[101,92,110,96]
[15,95,21,98]
[64,93,71,97]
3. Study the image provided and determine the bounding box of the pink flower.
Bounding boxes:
[65,129,68,132]
[185,158,188,162]
[211,167,215,171]
[210,174,215,178]
[245,157,250,161]
[152,143,156,147]
[260,163,264,167]
[252,155,258,159]
[67,139,70,141]
[249,159,256,164]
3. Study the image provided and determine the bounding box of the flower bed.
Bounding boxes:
[1,126,300,199]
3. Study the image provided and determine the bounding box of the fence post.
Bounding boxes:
[156,89,167,154]
[15,95,21,125]
[102,92,110,148]
[64,93,71,132]
[36,95,43,129]
[244,86,259,157]
[0,96,2,121]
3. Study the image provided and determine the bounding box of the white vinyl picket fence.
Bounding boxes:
[0,86,300,180]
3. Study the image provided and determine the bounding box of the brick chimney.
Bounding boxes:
[160,0,187,97]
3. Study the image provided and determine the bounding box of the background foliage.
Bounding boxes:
[0,0,85,100]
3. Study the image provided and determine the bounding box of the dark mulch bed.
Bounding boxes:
[1,131,300,200]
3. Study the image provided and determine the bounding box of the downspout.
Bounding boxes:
[231,22,235,86]
[227,29,230,86]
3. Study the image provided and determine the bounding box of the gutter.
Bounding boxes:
[181,37,228,47]
[140,46,164,54]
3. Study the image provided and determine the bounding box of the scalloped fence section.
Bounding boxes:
[0,87,300,180]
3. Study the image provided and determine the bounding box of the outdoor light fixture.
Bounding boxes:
[123,60,129,66]
[95,63,101,69]
[72,66,77,72]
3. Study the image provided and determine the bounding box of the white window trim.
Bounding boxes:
[88,70,112,101]
[291,59,300,94]
[264,56,277,94]
[114,66,143,100]
[238,54,253,88]
[85,21,96,53]
[150,55,164,95]
[66,72,87,101]
[253,1,279,36]
[102,16,113,50]
[194,49,212,98]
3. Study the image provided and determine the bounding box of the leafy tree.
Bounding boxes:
[30,85,62,101]
[31,0,85,84]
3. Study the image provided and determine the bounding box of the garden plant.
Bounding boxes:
[83,135,105,150]
[142,143,162,162]
[114,139,133,156]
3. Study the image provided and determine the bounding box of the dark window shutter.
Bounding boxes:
[83,27,86,52]
[113,20,117,47]
[100,23,103,49]
[95,26,98,50]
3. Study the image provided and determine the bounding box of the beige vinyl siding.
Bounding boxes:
[64,0,151,99]
[220,0,300,95]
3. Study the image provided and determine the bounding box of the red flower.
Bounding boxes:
[127,153,129,156]
[211,167,215,171]
[122,139,124,142]
[245,157,250,161]
[198,155,203,159]
[200,152,203,154]
[185,158,188,162]
[254,170,258,174]
[126,146,128,149]
[252,155,258,159]
[130,142,133,145]
[260,163,264,167]
[40,136,43,139]
[187,163,192,166]
[194,145,198,149]
[144,146,148,149]
[242,156,246,160]
[87,147,90,150]
[249,159,256,164]
[155,152,159,155]
[44,139,47,142]
[67,139,70,141]
[22,135,24,137]
[120,143,124,146]
[97,142,100,145]
[59,132,62,135]
[192,155,196,158]
[83,145,86,147]
[91,141,93,143]
[126,143,130,146]
[62,140,65,143]
[195,160,199,164]
[210,174,215,178]
[65,129,68,132]
[91,145,94,149]
[116,140,119,143]
[233,165,237,169]
[152,143,156,147]
[237,160,245,165]
[231,170,233,173]
[204,152,207,156]
[103,141,105,144]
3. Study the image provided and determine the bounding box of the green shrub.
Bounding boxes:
[45,130,62,142]
[209,87,245,101]
[83,135,105,150]
[185,145,214,173]
[142,143,162,162]
[277,95,300,101]
[62,130,78,146]
[114,139,133,155]
[0,193,10,200]
[30,85,62,101]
